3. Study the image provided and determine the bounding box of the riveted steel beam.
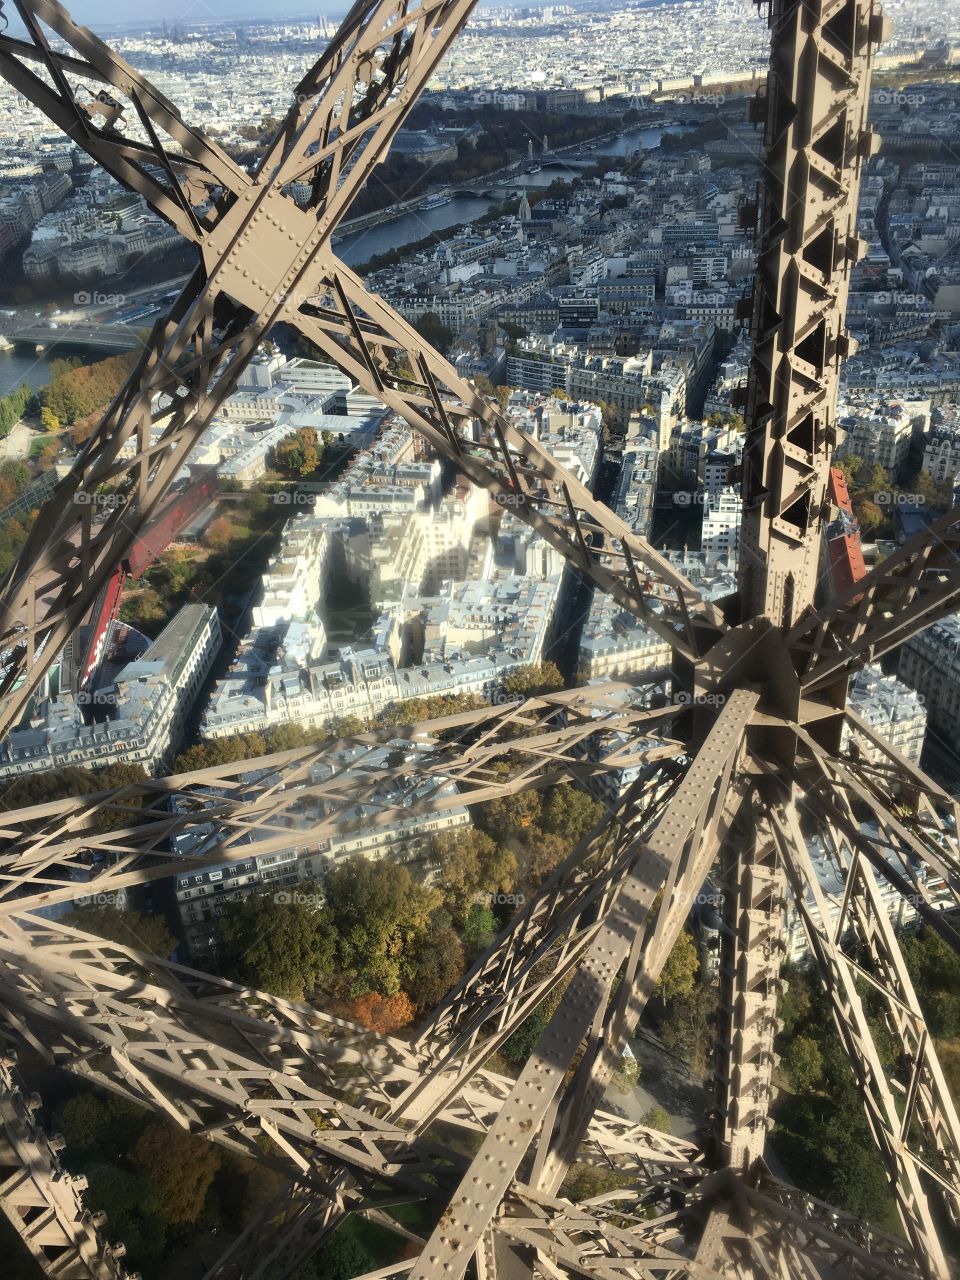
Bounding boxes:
[738,0,888,629]
[0,1055,126,1280]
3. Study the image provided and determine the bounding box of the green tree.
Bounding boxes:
[855,499,884,533]
[381,692,487,727]
[414,310,454,353]
[130,1123,221,1224]
[43,352,136,425]
[83,1161,168,1272]
[859,462,890,497]
[0,459,31,505]
[641,1104,672,1133]
[501,1001,549,1065]
[823,1090,897,1226]
[502,661,564,698]
[541,784,604,845]
[313,1230,379,1280]
[562,1163,631,1201]
[406,924,465,1012]
[523,830,572,890]
[656,928,699,1003]
[903,928,960,1037]
[264,722,313,751]
[777,966,814,1037]
[836,453,863,483]
[55,1092,148,1162]
[656,984,714,1075]
[0,385,32,440]
[0,761,148,833]
[216,886,335,999]
[63,905,177,958]
[274,426,321,476]
[477,787,543,843]
[462,903,497,956]
[174,732,268,772]
[321,857,442,998]
[783,1034,824,1093]
[431,827,516,919]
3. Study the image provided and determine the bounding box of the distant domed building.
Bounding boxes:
[392,130,458,165]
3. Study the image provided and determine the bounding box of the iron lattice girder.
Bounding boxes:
[0,908,707,1280]
[687,1177,926,1280]
[0,1057,124,1280]
[0,0,247,236]
[791,721,960,946]
[405,688,759,1280]
[0,913,701,1185]
[0,687,683,916]
[738,0,886,628]
[743,1176,925,1280]
[836,708,960,905]
[415,764,685,1065]
[769,802,959,1276]
[527,759,751,1198]
[789,768,960,1203]
[493,1185,713,1280]
[787,503,960,692]
[0,0,724,737]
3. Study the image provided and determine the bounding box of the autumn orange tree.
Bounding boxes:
[43,352,137,424]
[343,990,416,1034]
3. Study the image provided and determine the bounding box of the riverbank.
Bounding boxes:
[336,121,683,267]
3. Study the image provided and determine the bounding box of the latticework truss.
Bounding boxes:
[0,0,958,1276]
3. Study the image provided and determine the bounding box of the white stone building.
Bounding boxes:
[173,742,471,956]
[898,614,960,747]
[843,663,927,764]
[0,605,220,779]
[701,485,741,562]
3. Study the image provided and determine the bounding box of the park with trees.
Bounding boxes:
[834,452,955,538]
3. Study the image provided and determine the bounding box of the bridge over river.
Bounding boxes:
[5,322,142,354]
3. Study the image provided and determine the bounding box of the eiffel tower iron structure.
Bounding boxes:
[0,0,959,1276]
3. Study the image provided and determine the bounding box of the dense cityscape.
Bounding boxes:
[0,0,959,1277]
